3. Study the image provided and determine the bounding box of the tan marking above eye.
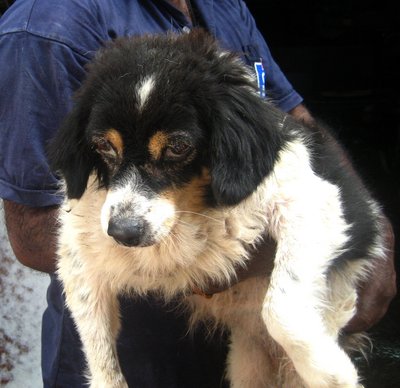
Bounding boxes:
[104,128,124,157]
[148,131,169,160]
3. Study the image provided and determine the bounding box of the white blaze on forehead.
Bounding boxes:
[136,75,155,109]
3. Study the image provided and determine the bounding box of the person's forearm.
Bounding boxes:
[3,200,59,273]
[289,103,360,176]
[288,103,316,127]
[345,216,396,333]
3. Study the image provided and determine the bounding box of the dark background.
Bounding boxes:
[1,1,399,386]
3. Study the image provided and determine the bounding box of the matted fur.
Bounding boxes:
[50,30,387,388]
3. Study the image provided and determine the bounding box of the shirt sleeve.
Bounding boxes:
[236,0,303,112]
[0,32,89,206]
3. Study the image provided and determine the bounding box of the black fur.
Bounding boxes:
[207,82,288,206]
[304,122,381,261]
[49,100,104,199]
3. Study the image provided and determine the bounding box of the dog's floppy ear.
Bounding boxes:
[49,100,96,200]
[209,87,285,206]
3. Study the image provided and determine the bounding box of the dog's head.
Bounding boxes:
[50,30,285,247]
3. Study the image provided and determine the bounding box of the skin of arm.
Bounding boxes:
[3,200,59,273]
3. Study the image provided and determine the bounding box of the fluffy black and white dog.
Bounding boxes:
[50,30,386,388]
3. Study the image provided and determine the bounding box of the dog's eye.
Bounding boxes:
[92,137,120,162]
[164,141,193,161]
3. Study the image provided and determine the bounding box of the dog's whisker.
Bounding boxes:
[175,210,224,224]
[164,58,180,65]
[160,232,177,247]
[160,228,184,248]
[173,219,195,227]
[71,213,85,218]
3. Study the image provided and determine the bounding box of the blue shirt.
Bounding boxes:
[0,1,303,386]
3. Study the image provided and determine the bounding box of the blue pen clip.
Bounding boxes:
[253,61,266,98]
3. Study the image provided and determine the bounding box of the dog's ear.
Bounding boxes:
[48,100,96,199]
[209,87,285,206]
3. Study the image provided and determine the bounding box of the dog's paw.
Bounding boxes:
[293,347,359,388]
[90,376,128,388]
[90,383,128,388]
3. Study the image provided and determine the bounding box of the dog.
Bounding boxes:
[49,29,387,388]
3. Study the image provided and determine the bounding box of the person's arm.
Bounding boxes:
[288,103,316,126]
[0,18,95,273]
[346,217,396,333]
[3,200,59,273]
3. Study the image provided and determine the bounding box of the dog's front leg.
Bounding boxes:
[58,255,127,388]
[258,148,364,387]
[261,235,361,388]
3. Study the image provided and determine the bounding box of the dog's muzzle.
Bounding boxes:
[101,181,176,248]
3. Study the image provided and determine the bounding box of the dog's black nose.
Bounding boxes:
[107,218,147,247]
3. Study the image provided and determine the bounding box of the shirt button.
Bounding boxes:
[182,26,191,33]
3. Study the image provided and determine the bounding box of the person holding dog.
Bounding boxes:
[0,0,396,387]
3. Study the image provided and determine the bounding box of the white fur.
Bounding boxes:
[136,75,155,110]
[57,138,380,388]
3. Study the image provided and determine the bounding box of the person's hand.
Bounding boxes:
[344,218,396,333]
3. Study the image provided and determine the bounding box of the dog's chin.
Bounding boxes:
[111,235,158,249]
